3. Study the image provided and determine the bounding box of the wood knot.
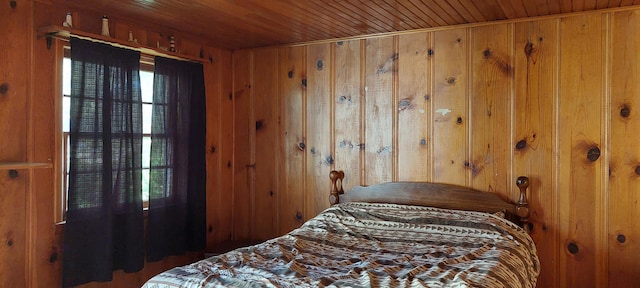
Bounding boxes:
[398,98,412,111]
[49,251,58,263]
[297,142,306,151]
[515,139,527,150]
[338,95,352,104]
[524,42,535,57]
[0,83,8,95]
[420,139,427,146]
[456,38,462,43]
[7,240,13,247]
[269,191,274,196]
[617,234,626,244]
[209,146,216,154]
[255,120,264,130]
[456,117,463,124]
[427,49,434,56]
[620,105,631,118]
[287,70,294,79]
[567,242,579,254]
[208,225,213,232]
[635,165,640,176]
[337,41,344,46]
[301,78,307,88]
[227,161,232,168]
[446,77,456,84]
[325,155,334,165]
[8,170,18,179]
[424,95,430,101]
[316,59,323,71]
[483,49,492,58]
[295,211,303,221]
[587,147,601,161]
[10,1,17,9]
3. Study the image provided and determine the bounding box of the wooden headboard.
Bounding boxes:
[329,171,531,229]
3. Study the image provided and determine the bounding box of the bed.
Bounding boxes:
[142,171,539,288]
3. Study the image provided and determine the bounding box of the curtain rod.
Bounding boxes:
[38,25,207,64]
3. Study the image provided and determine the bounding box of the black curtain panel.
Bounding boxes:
[63,37,144,287]
[146,57,206,262]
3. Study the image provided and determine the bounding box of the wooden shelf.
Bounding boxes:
[37,25,206,63]
[0,162,53,170]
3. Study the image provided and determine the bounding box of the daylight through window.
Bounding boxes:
[61,56,153,219]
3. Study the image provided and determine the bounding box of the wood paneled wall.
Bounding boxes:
[0,0,232,287]
[232,8,640,288]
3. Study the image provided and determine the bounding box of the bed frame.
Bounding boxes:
[329,171,531,230]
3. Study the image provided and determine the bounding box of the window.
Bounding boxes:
[61,55,154,220]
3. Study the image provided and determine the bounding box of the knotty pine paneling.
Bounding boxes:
[305,43,333,220]
[232,8,640,288]
[513,19,560,287]
[232,50,254,241]
[470,24,514,199]
[1,1,32,287]
[30,34,60,287]
[217,49,235,245]
[0,0,29,161]
[609,9,640,287]
[277,46,306,234]
[205,47,235,246]
[558,13,604,288]
[253,48,280,241]
[432,29,469,186]
[397,32,432,182]
[0,170,28,288]
[334,40,363,192]
[364,37,395,184]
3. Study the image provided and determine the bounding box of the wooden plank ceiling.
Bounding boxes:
[57,0,640,50]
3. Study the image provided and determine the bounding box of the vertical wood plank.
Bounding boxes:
[204,48,220,250]
[0,171,27,288]
[514,19,560,288]
[470,23,513,199]
[364,36,395,185]
[204,47,236,248]
[305,43,332,218]
[334,40,362,192]
[0,2,30,286]
[397,32,431,182]
[433,28,469,185]
[253,48,280,240]
[609,10,640,287]
[558,13,603,288]
[0,0,29,161]
[232,50,254,240]
[217,49,234,244]
[278,46,306,234]
[31,31,61,287]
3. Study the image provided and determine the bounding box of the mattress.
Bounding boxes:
[142,202,539,288]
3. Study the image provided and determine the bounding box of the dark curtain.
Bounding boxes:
[63,37,144,287]
[146,57,206,261]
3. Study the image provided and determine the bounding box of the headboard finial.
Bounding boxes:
[515,176,531,231]
[329,171,344,205]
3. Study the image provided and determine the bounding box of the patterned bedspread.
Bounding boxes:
[143,202,539,288]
